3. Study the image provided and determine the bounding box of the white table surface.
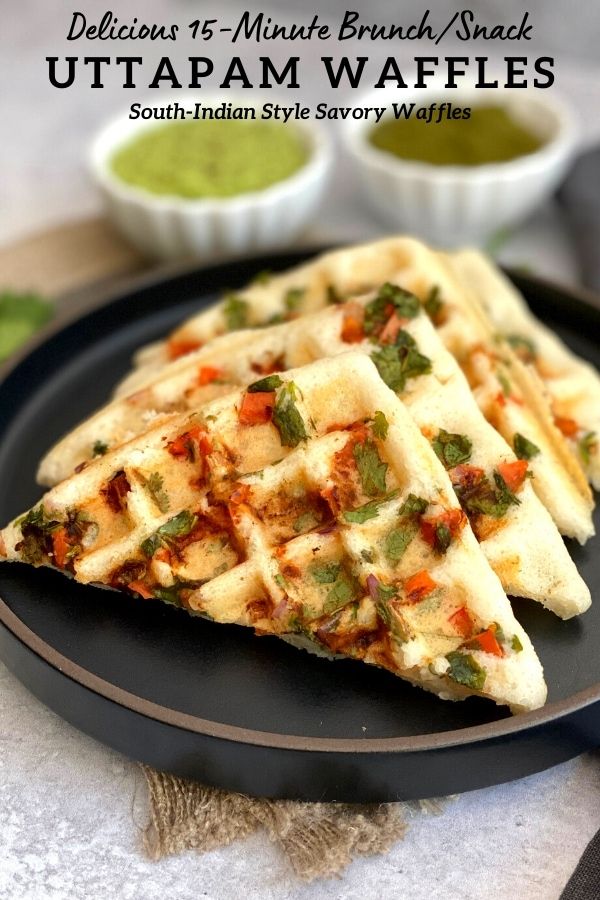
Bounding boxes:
[2,5,600,897]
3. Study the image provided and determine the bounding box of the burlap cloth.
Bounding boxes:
[2,217,449,880]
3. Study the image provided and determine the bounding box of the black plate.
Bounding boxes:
[0,250,599,802]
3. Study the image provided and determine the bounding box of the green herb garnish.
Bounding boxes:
[292,511,320,533]
[432,430,473,469]
[326,284,343,305]
[456,471,520,519]
[310,562,341,584]
[511,634,523,653]
[371,341,432,393]
[272,382,309,447]
[513,433,540,461]
[399,494,429,517]
[248,374,283,393]
[579,431,597,466]
[284,287,305,312]
[383,524,418,563]
[506,333,536,361]
[353,440,388,497]
[222,294,249,331]
[363,283,420,334]
[498,372,512,397]
[0,291,53,361]
[324,573,360,613]
[433,522,452,554]
[372,410,389,440]
[144,472,170,513]
[92,440,108,457]
[344,491,398,524]
[140,510,197,557]
[445,651,486,691]
[424,285,444,322]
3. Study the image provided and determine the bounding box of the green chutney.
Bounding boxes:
[111,120,309,198]
[369,105,545,167]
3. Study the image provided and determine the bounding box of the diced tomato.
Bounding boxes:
[420,509,467,547]
[154,547,171,565]
[466,627,504,657]
[128,580,154,600]
[198,366,221,386]
[495,391,507,408]
[379,312,406,344]
[554,415,579,437]
[167,338,202,360]
[497,459,528,492]
[238,390,276,425]
[52,527,70,568]
[450,464,485,492]
[250,355,284,376]
[168,426,211,461]
[448,606,474,639]
[229,483,252,506]
[341,313,365,344]
[404,570,437,604]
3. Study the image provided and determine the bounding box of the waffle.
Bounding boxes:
[38,289,591,619]
[1,354,546,713]
[116,238,595,536]
[445,250,600,490]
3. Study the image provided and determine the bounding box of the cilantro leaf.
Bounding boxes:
[511,634,523,652]
[144,472,170,513]
[92,440,108,457]
[372,410,389,440]
[399,494,428,517]
[383,523,418,562]
[353,440,388,497]
[324,573,360,613]
[579,431,597,466]
[222,294,249,331]
[284,287,305,312]
[140,510,198,557]
[310,562,341,584]
[424,285,444,322]
[432,430,473,469]
[513,433,540,461]
[363,283,420,334]
[506,333,536,362]
[371,342,432,393]
[445,651,486,690]
[248,374,283,393]
[272,382,308,447]
[343,491,398,524]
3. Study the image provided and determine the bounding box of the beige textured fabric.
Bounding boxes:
[140,766,443,880]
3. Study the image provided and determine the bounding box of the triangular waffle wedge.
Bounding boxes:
[38,290,591,618]
[444,249,600,490]
[117,238,594,540]
[2,354,546,713]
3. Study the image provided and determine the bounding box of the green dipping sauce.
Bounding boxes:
[111,120,309,199]
[369,105,545,167]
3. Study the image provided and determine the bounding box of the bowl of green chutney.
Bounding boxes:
[345,85,577,247]
[91,95,332,261]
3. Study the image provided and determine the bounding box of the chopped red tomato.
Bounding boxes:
[495,391,507,408]
[238,391,276,425]
[420,509,467,547]
[554,416,579,437]
[198,366,221,386]
[128,580,154,600]
[466,627,504,657]
[379,312,406,344]
[168,426,211,461]
[448,606,474,639]
[404,570,437,604]
[154,547,172,565]
[497,459,528,492]
[52,527,70,568]
[341,313,365,344]
[167,338,202,360]
[229,483,252,506]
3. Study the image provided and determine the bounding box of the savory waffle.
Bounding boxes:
[38,288,591,619]
[1,354,546,713]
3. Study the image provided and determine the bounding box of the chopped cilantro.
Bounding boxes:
[432,430,473,469]
[506,333,536,361]
[222,294,249,331]
[513,433,540,461]
[371,342,432,393]
[579,431,597,466]
[292,511,320,533]
[511,634,523,653]
[326,284,343,305]
[424,285,444,322]
[248,374,283,393]
[0,291,53,361]
[433,522,452,554]
[92,440,108,457]
[456,470,520,519]
[140,510,197,557]
[324,573,360,613]
[353,440,388,496]
[154,580,200,608]
[383,523,418,562]
[372,410,389,440]
[363,283,420,334]
[284,287,305,312]
[310,562,341,584]
[498,372,512,397]
[252,269,272,285]
[344,491,398,524]
[274,573,288,591]
[399,494,429,517]
[272,382,309,447]
[361,549,374,563]
[445,651,486,691]
[144,472,170,513]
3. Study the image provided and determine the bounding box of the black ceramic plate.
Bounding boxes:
[0,250,599,802]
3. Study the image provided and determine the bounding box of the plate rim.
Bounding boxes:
[1,250,599,756]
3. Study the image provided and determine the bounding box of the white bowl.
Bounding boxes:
[90,95,332,261]
[344,87,578,247]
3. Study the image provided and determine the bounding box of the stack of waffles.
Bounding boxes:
[3,237,598,715]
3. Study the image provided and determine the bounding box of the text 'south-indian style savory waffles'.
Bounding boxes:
[38,285,591,620]
[1,354,547,713]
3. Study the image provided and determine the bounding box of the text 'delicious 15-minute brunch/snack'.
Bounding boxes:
[1,354,547,713]
[120,236,599,504]
[37,284,591,620]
